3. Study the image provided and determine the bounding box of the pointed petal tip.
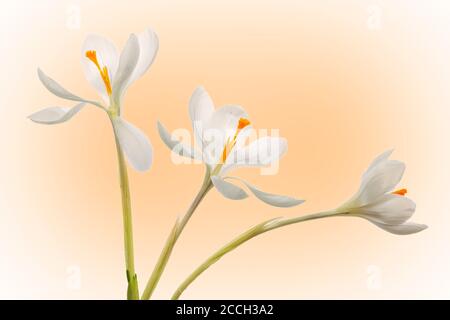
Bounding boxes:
[270,198,305,208]
[37,68,51,83]
[416,223,428,232]
[287,199,306,207]
[192,85,208,98]
[384,148,395,156]
[401,222,428,235]
[133,161,152,172]
[373,149,394,164]
[145,27,159,41]
[226,176,304,208]
[37,67,46,81]
[372,221,428,235]
[128,33,139,43]
[145,26,157,34]
[128,149,153,172]
[28,115,39,123]
[28,103,85,125]
[28,113,44,124]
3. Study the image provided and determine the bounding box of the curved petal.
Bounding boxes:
[203,104,249,165]
[226,176,304,207]
[81,34,119,103]
[38,69,103,108]
[189,86,215,144]
[28,103,85,125]
[371,221,428,235]
[353,194,415,225]
[221,136,287,175]
[113,117,152,171]
[211,176,248,200]
[354,160,405,206]
[126,28,159,88]
[157,121,202,160]
[206,104,249,138]
[38,69,83,101]
[112,34,140,106]
[362,149,394,181]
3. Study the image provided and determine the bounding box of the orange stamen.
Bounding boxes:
[392,188,407,196]
[85,50,112,95]
[221,137,231,163]
[238,118,251,130]
[220,118,251,163]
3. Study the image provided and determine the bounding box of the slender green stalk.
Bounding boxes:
[171,210,345,300]
[113,122,139,300]
[141,169,213,300]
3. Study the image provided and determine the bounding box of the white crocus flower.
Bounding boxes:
[28,28,159,171]
[157,86,304,207]
[337,150,427,235]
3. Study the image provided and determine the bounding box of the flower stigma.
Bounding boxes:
[392,188,407,196]
[85,50,112,96]
[220,118,251,163]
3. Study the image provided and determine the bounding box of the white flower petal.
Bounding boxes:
[189,86,215,144]
[206,104,249,138]
[157,121,201,160]
[81,34,119,103]
[200,104,250,166]
[354,160,405,206]
[211,176,248,200]
[371,221,428,235]
[38,68,84,102]
[362,149,394,181]
[28,103,85,125]
[113,117,152,171]
[38,69,102,108]
[112,34,140,106]
[226,176,304,207]
[126,28,159,87]
[353,194,415,225]
[221,137,287,175]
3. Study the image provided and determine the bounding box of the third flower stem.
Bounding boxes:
[141,169,213,300]
[170,210,344,300]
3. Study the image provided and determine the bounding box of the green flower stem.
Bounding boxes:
[113,123,139,300]
[141,169,213,300]
[171,210,345,300]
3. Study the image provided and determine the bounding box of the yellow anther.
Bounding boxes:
[85,50,112,95]
[220,118,251,163]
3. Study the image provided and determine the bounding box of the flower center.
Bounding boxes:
[85,50,112,96]
[392,188,407,196]
[220,118,251,163]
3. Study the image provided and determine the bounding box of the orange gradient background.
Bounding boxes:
[0,0,448,299]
